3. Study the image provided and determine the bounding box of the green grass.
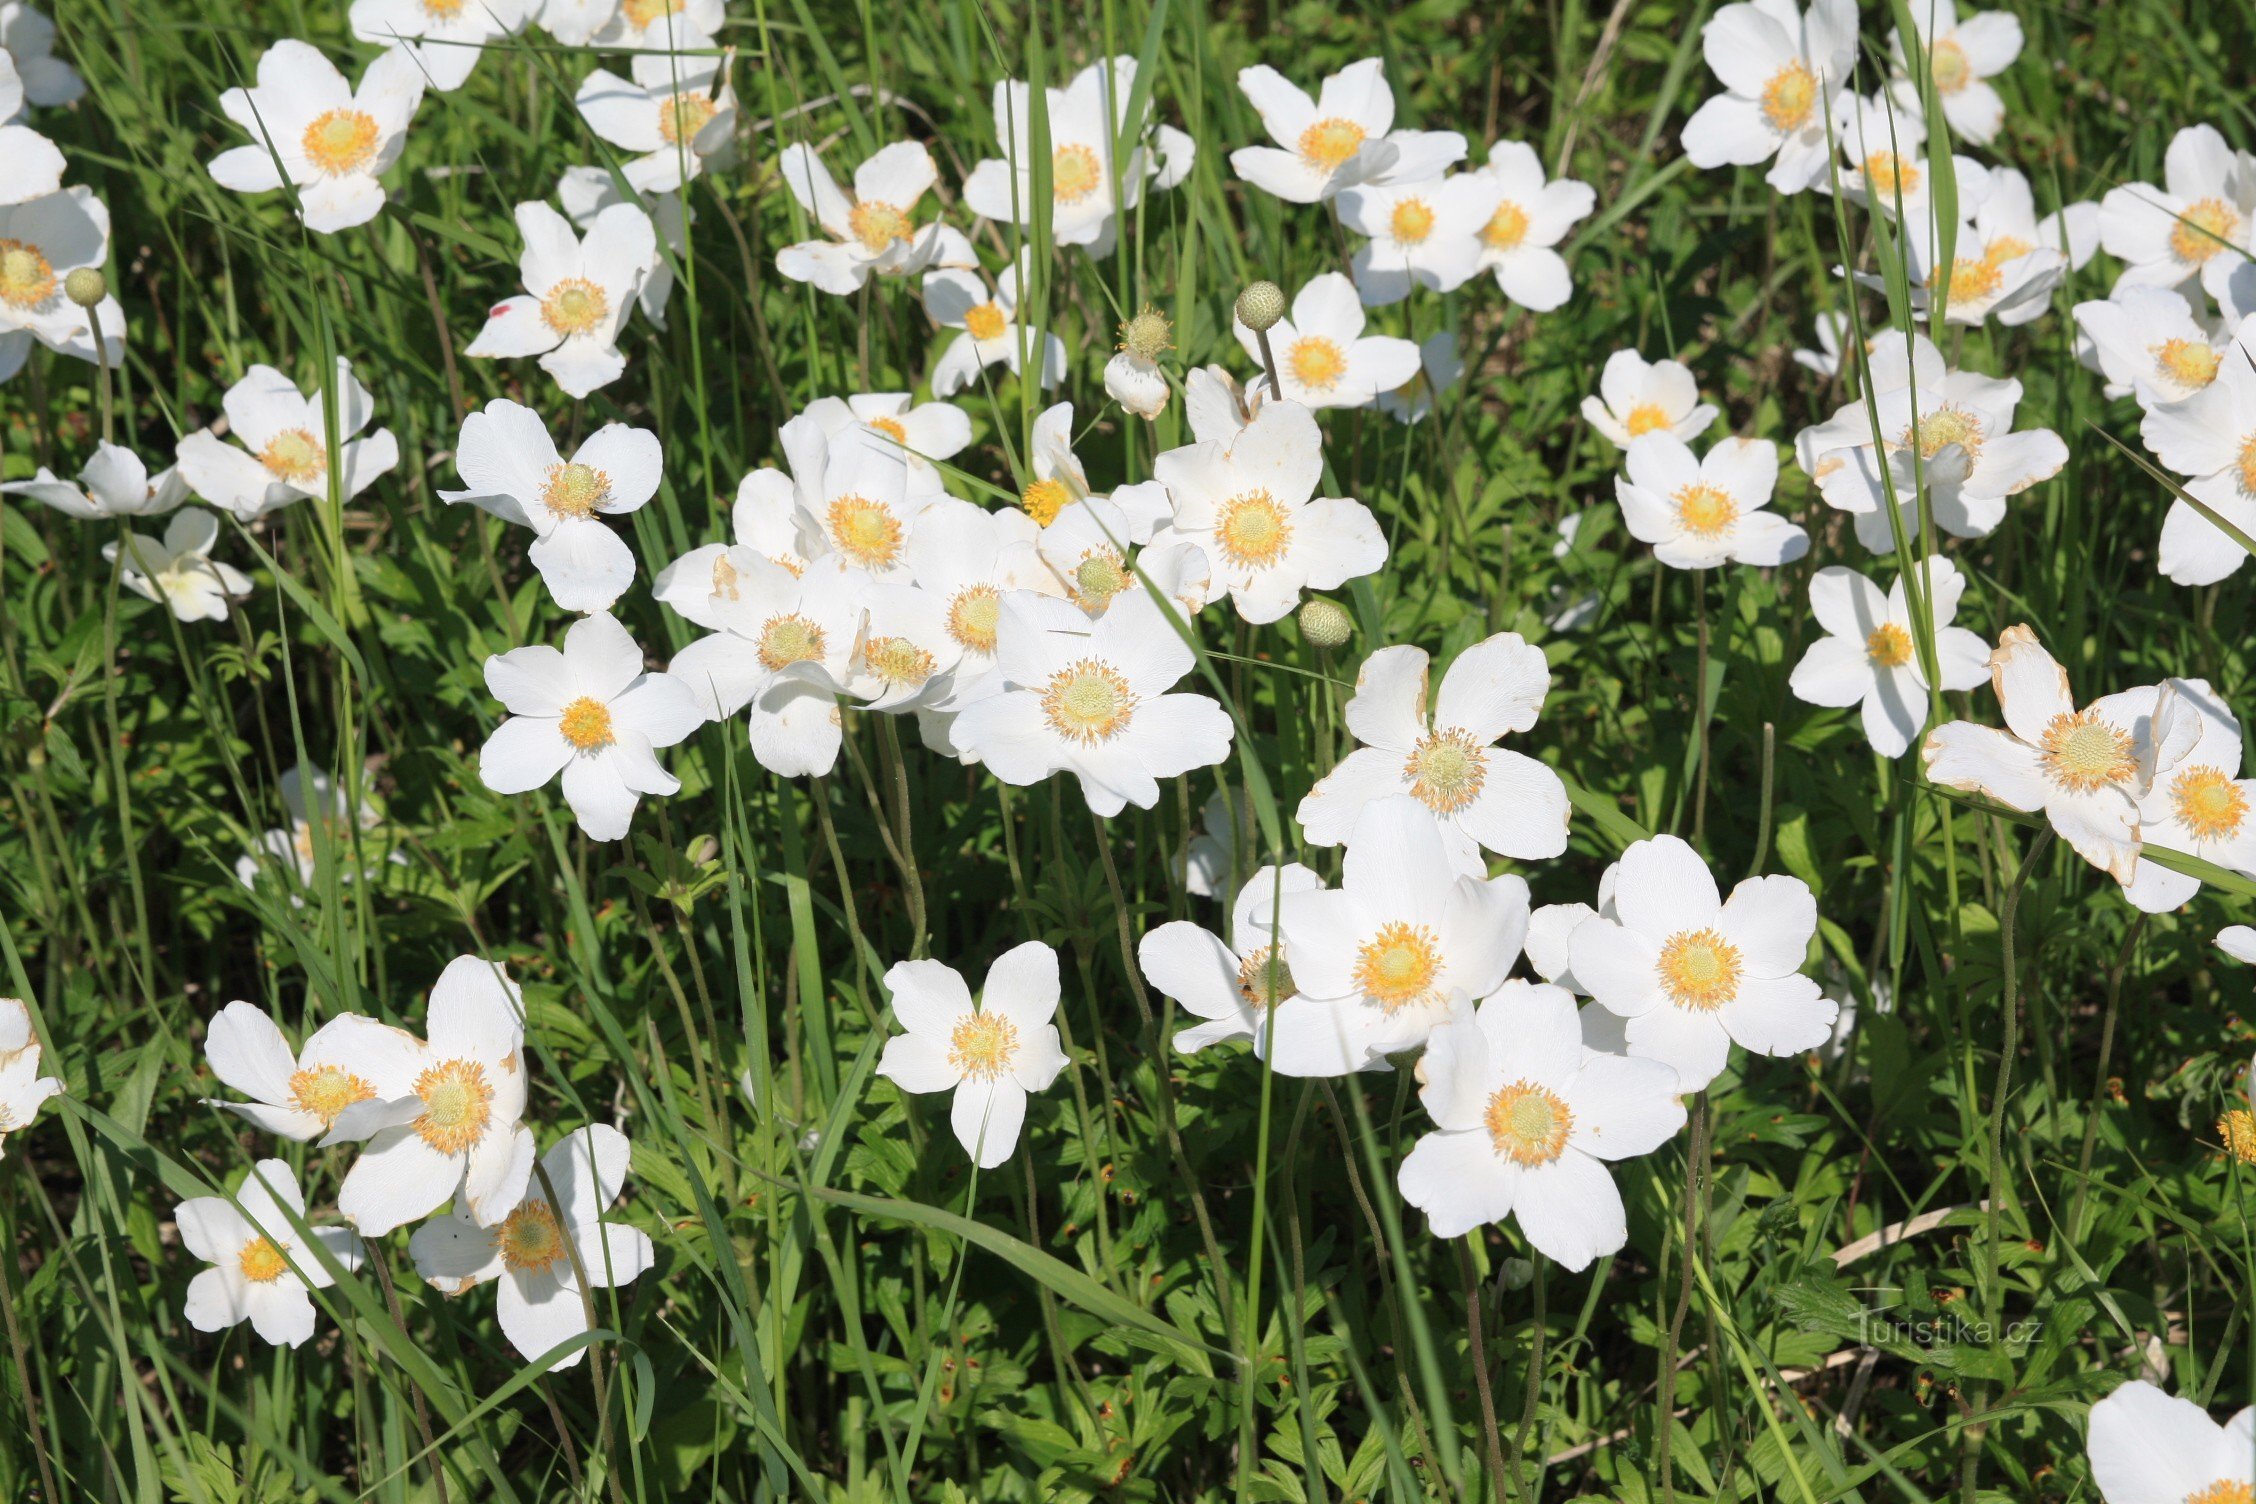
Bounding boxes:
[3,0,2255,1499]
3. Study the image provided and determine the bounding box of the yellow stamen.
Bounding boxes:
[862,635,936,689]
[1215,489,1293,569]
[498,1199,566,1272]
[947,1010,1020,1080]
[412,1059,494,1155]
[2170,765,2248,841]
[1352,921,1442,1012]
[1404,728,1488,814]
[1624,401,1671,437]
[540,277,609,337]
[0,240,56,308]
[1929,37,1971,93]
[258,429,328,485]
[1760,61,1817,133]
[1020,478,1072,526]
[1482,200,1529,251]
[1673,482,1739,537]
[827,494,904,569]
[542,461,610,519]
[947,585,1001,653]
[657,91,718,148]
[238,1238,290,1283]
[1296,117,1367,171]
[1657,928,1742,1011]
[847,200,911,253]
[963,301,1008,342]
[1288,335,1348,392]
[558,697,615,751]
[289,1065,375,1127]
[301,108,380,176]
[757,613,826,671]
[2170,198,2241,266]
[1389,197,1436,245]
[1041,659,1138,743]
[1051,143,1103,205]
[2038,709,2136,793]
[1866,623,1914,668]
[1236,945,1296,1010]
[1483,1080,1574,1166]
[2154,338,2222,390]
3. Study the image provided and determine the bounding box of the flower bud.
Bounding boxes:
[64,267,106,308]
[1235,280,1285,332]
[1299,597,1352,648]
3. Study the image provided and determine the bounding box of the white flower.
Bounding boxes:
[326,955,532,1236]
[480,612,702,841]
[1150,398,1386,623]
[792,431,924,580]
[232,763,395,895]
[1616,434,1807,570]
[104,510,253,623]
[589,0,723,48]
[652,412,834,615]
[0,55,62,208]
[1140,863,1328,1056]
[177,1160,360,1347]
[1680,0,1858,195]
[1174,785,1257,898]
[1400,982,1685,1269]
[350,0,528,92]
[1470,141,1594,312]
[1185,364,1259,443]
[950,588,1234,817]
[1105,348,1170,420]
[1793,332,2065,552]
[2139,312,2256,585]
[1232,272,1420,411]
[1922,624,2160,882]
[408,1123,654,1369]
[176,358,399,521]
[573,29,735,194]
[2219,926,2256,964]
[556,165,688,327]
[1229,57,1465,205]
[843,584,963,713]
[1275,796,1530,1073]
[962,57,1188,255]
[1338,172,1499,305]
[2085,1380,2254,1504]
[200,1001,407,1141]
[1888,0,2021,145]
[0,188,124,372]
[775,140,965,294]
[441,400,659,611]
[1033,492,1170,617]
[2073,285,2229,409]
[1299,634,1569,876]
[1376,331,1462,425]
[207,41,425,234]
[0,5,82,113]
[1793,311,1851,378]
[1568,834,1833,1091]
[0,999,59,1160]
[464,201,657,398]
[1891,202,2064,329]
[1582,350,1717,448]
[877,942,1068,1168]
[2,440,185,518]
[2121,679,2256,913]
[901,496,1047,709]
[2099,125,2256,304]
[0,997,33,1058]
[922,253,1066,398]
[664,553,862,778]
[806,391,971,495]
[1829,87,1944,222]
[1788,558,1989,757]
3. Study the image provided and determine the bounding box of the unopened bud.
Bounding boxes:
[1299,597,1351,648]
[64,267,106,308]
[1235,280,1285,332]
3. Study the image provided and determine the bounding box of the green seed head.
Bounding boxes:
[1235,280,1286,332]
[1298,597,1352,648]
[64,267,106,308]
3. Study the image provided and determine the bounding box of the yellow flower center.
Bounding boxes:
[827,493,904,568]
[947,1010,1020,1081]
[1236,945,1296,1010]
[1389,197,1436,244]
[1071,550,1129,609]
[540,277,609,337]
[1288,335,1348,392]
[237,1238,290,1283]
[1353,921,1443,1012]
[2218,1111,2256,1166]
[1867,623,1914,667]
[1905,404,1985,460]
[1929,255,2003,305]
[1658,927,1742,1010]
[2240,434,2256,497]
[422,0,466,15]
[757,613,826,671]
[1982,233,2033,265]
[1297,116,1367,171]
[289,1065,375,1126]
[848,200,911,253]
[301,108,380,175]
[2186,1484,2256,1504]
[1761,61,1817,133]
[1404,728,1488,814]
[867,414,909,445]
[2171,197,2241,265]
[1673,482,1739,537]
[542,461,610,519]
[0,240,56,308]
[1052,143,1103,204]
[412,1059,495,1155]
[2170,765,2248,841]
[259,428,328,485]
[498,1198,566,1272]
[1215,489,1293,568]
[1482,200,1529,251]
[1483,1080,1574,1166]
[963,301,1008,342]
[1624,401,1671,437]
[1041,659,1138,743]
[1861,152,1921,199]
[558,696,615,751]
[621,0,683,24]
[1930,37,1971,93]
[658,91,719,148]
[947,584,1001,654]
[2038,709,2136,793]
[1020,477,1072,525]
[862,634,936,688]
[2154,338,2222,390]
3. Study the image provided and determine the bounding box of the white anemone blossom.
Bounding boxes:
[1680,0,1858,195]
[1788,558,1990,758]
[176,1160,361,1348]
[1582,350,1718,448]
[479,612,703,841]
[409,1123,654,1369]
[0,6,81,113]
[0,187,125,374]
[573,28,736,194]
[2138,311,2256,586]
[233,763,396,894]
[2120,678,2256,914]
[556,165,688,327]
[1337,173,1502,305]
[922,252,1067,398]
[950,588,1234,817]
[962,56,1192,256]
[2084,1380,2253,1504]
[2072,285,2230,410]
[176,358,400,521]
[1470,141,1595,312]
[349,0,529,92]
[207,40,426,234]
[465,201,657,398]
[1298,634,1569,876]
[1229,57,1466,205]
[1399,981,1686,1270]
[1568,833,1834,1092]
[663,553,864,778]
[1233,272,1420,411]
[0,54,63,209]
[877,942,1068,1168]
[2098,124,2256,305]
[0,996,60,1161]
[105,510,254,623]
[200,1001,399,1141]
[441,399,660,611]
[1888,0,2023,147]
[1615,434,1808,570]
[806,391,972,496]
[1376,331,1463,425]
[1140,863,1325,1056]
[3,440,185,518]
[775,140,971,295]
